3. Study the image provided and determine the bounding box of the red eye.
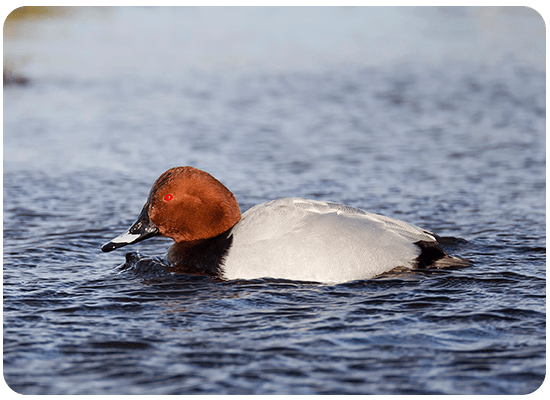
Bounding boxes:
[164,194,173,201]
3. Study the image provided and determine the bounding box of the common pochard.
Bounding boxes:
[101,166,468,283]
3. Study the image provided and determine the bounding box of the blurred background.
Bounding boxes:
[4,6,545,180]
[4,6,544,77]
[3,6,545,209]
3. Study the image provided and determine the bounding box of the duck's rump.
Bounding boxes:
[413,237,471,270]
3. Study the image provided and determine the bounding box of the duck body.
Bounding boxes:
[223,198,436,282]
[101,167,467,284]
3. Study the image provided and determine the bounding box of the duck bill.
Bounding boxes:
[101,203,160,252]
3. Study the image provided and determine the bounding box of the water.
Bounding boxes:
[3,7,546,395]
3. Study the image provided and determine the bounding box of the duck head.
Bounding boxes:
[101,166,241,252]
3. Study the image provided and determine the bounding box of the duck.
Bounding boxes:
[101,166,468,283]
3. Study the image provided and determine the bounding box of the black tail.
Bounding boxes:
[414,239,470,270]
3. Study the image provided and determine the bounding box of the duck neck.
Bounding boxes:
[165,229,234,277]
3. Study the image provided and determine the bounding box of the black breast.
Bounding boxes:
[165,231,233,277]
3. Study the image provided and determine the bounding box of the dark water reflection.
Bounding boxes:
[3,6,546,395]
